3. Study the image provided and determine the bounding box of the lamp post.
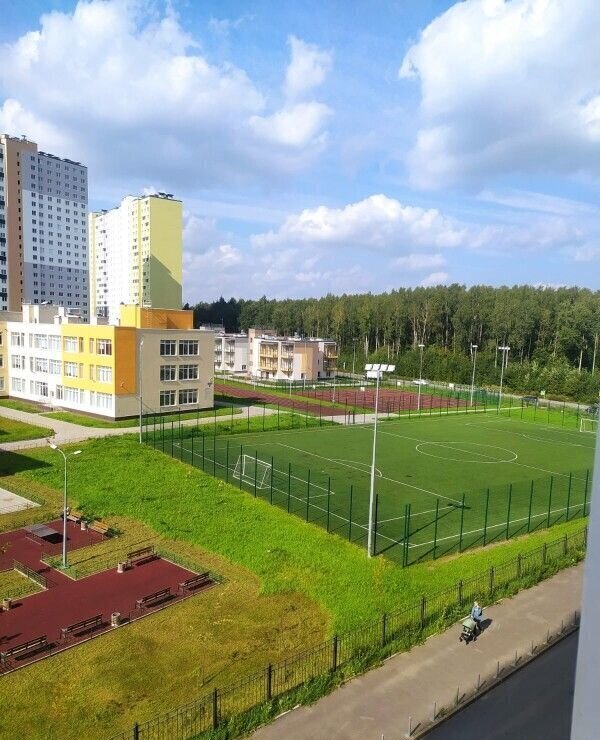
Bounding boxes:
[138,337,144,444]
[498,345,510,409]
[417,343,425,412]
[365,363,395,557]
[47,442,81,568]
[469,344,478,407]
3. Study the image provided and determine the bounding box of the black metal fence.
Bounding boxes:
[108,525,588,740]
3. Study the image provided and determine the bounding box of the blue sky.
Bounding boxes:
[1,0,599,302]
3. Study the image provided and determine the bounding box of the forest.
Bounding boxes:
[186,285,600,402]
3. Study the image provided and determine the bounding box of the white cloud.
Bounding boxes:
[420,271,449,287]
[0,1,331,189]
[478,189,600,218]
[400,0,600,188]
[252,194,466,250]
[391,253,446,271]
[284,36,332,100]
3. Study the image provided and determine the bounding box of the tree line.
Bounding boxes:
[186,285,600,402]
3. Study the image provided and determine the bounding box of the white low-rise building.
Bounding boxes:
[214,332,248,374]
[247,328,337,381]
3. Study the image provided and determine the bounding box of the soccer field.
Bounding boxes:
[157,410,595,564]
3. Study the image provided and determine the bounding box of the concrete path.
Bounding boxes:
[253,564,584,740]
[0,403,276,451]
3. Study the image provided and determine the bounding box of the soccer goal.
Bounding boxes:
[233,454,273,489]
[580,418,598,434]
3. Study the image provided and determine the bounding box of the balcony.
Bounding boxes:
[323,345,338,359]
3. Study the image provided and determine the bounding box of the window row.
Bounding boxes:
[160,340,199,357]
[159,389,199,407]
[159,364,199,382]
[11,332,112,356]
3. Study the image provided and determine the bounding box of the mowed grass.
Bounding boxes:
[0,568,42,600]
[0,436,588,739]
[0,398,45,414]
[169,409,595,563]
[43,405,240,429]
[0,415,53,443]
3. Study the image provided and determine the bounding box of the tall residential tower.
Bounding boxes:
[89,193,183,323]
[0,134,89,317]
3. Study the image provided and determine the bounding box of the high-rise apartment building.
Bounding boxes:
[0,134,89,318]
[89,193,182,323]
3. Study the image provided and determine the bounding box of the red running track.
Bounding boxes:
[297,387,466,413]
[0,520,210,671]
[215,382,348,416]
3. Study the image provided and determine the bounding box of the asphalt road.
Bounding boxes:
[425,630,578,740]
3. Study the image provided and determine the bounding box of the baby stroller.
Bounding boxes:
[459,616,479,644]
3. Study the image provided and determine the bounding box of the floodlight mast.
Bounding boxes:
[470,344,479,407]
[417,343,425,412]
[47,441,82,568]
[498,345,511,409]
[366,362,395,557]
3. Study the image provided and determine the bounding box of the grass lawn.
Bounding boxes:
[0,416,53,443]
[42,406,240,429]
[0,568,42,600]
[0,436,589,739]
[0,398,45,414]
[158,410,595,564]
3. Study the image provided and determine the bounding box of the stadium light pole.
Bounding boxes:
[47,442,81,568]
[366,363,395,557]
[469,344,478,407]
[417,343,425,411]
[498,345,510,409]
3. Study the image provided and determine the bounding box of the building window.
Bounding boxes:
[96,365,112,383]
[63,335,78,352]
[160,365,176,382]
[89,338,95,353]
[11,355,25,370]
[64,386,81,404]
[160,340,176,356]
[55,385,63,400]
[34,381,49,398]
[48,335,61,352]
[178,364,199,381]
[11,332,25,347]
[64,361,79,378]
[34,357,49,374]
[33,333,48,350]
[178,340,199,356]
[178,389,198,405]
[95,392,112,410]
[97,339,112,356]
[49,359,62,374]
[11,377,25,393]
[160,390,176,407]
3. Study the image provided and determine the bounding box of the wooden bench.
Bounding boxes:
[66,510,85,523]
[126,546,155,567]
[61,614,103,641]
[136,587,171,610]
[89,521,112,537]
[1,635,48,666]
[178,572,211,594]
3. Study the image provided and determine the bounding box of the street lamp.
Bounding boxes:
[365,362,395,557]
[138,337,144,444]
[470,344,478,407]
[417,343,425,412]
[498,345,510,409]
[47,442,81,568]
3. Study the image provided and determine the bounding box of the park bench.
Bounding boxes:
[126,546,155,568]
[0,635,48,666]
[136,587,171,611]
[178,572,211,594]
[61,614,103,641]
[89,521,112,537]
[66,510,85,523]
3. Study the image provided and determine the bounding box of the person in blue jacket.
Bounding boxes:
[471,601,483,634]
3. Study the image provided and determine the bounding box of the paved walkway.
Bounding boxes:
[253,564,584,740]
[0,403,276,451]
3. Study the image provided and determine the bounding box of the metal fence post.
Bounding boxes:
[483,488,490,546]
[489,566,495,597]
[348,485,353,541]
[547,476,553,528]
[583,469,590,517]
[420,595,426,631]
[527,481,534,533]
[326,477,331,532]
[458,494,466,553]
[287,462,291,512]
[458,579,464,607]
[270,456,274,504]
[331,635,339,672]
[212,687,219,729]
[382,613,387,646]
[133,723,139,740]
[566,472,573,522]
[543,543,547,565]
[306,469,311,520]
[225,440,229,482]
[506,483,513,540]
[238,445,243,488]
[373,494,379,556]
[266,663,273,701]
[517,553,522,579]
[433,498,440,558]
[563,534,568,556]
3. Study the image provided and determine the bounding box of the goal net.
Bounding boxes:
[233,454,272,489]
[580,418,598,434]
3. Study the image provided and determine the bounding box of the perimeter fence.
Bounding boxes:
[108,525,588,740]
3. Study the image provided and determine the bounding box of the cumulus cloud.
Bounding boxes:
[391,253,446,271]
[421,271,449,287]
[400,0,600,188]
[0,1,331,188]
[252,194,466,250]
[285,36,333,100]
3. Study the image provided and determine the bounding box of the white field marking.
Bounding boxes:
[376,503,456,525]
[379,427,588,483]
[274,441,464,506]
[406,503,582,551]
[465,420,595,450]
[173,442,335,499]
[330,459,382,477]
[415,442,518,464]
